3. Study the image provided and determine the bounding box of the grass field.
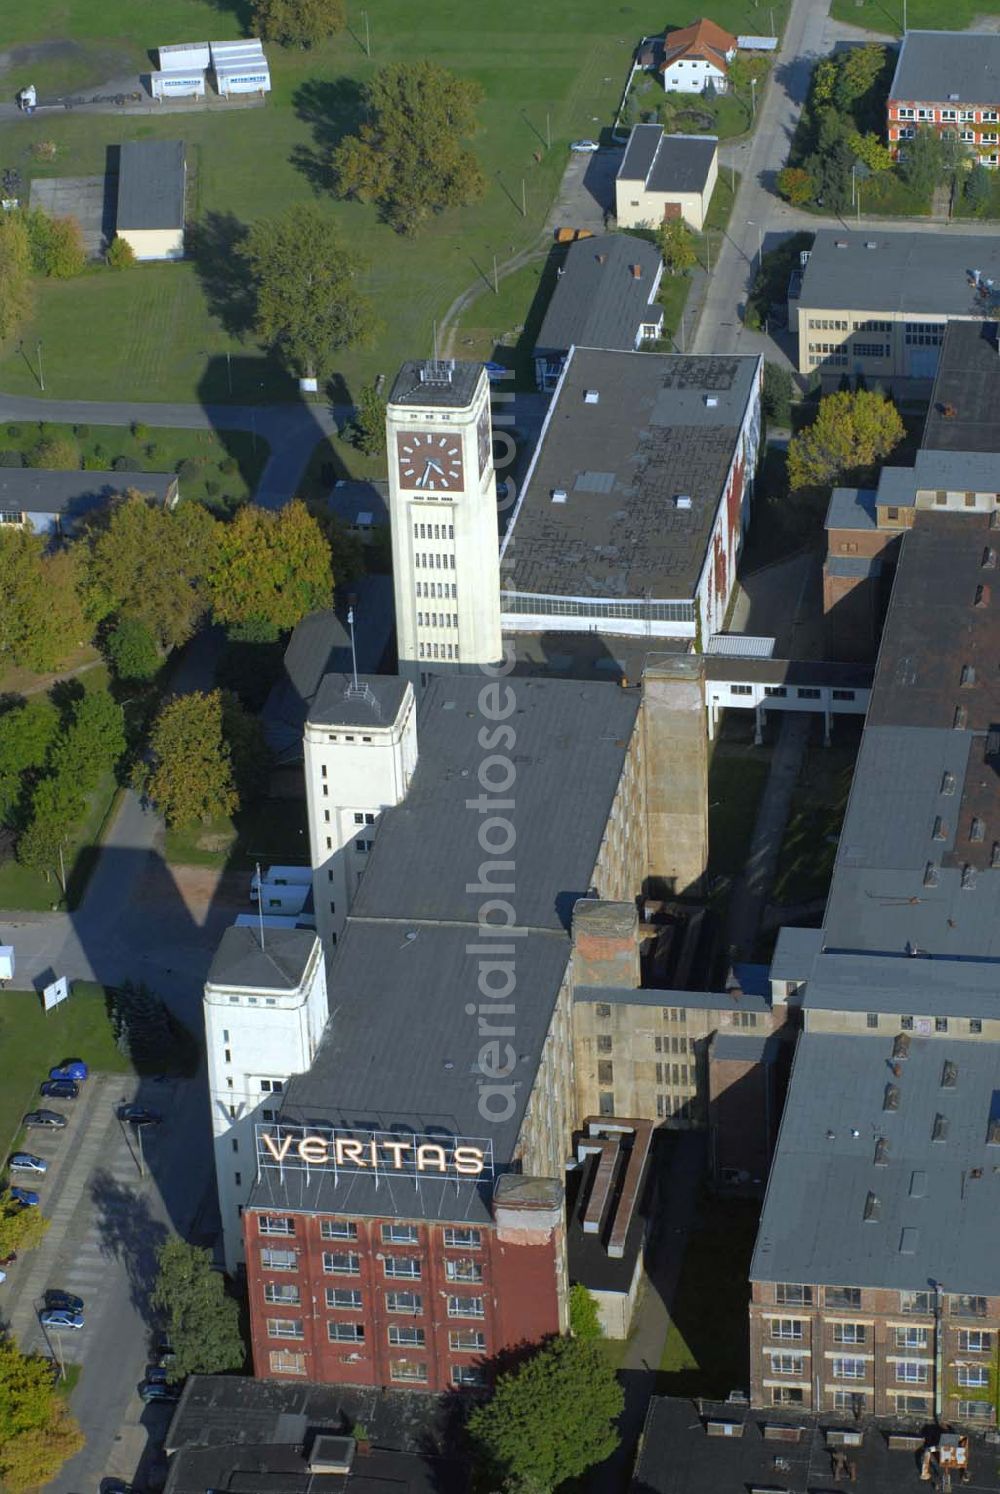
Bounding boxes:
[165,796,309,870]
[708,746,771,883]
[0,420,268,509]
[829,0,997,32]
[0,983,130,1154]
[773,733,860,906]
[1,0,787,406]
[658,1195,758,1395]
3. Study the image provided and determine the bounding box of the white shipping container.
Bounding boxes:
[151,69,206,99]
[210,38,265,64]
[158,41,211,70]
[215,63,271,95]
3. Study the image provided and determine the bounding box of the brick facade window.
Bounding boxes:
[388,1325,426,1347]
[445,1259,483,1283]
[775,1284,813,1306]
[382,1224,420,1244]
[384,1256,421,1279]
[328,1322,365,1343]
[264,1283,300,1305]
[447,1294,485,1318]
[320,1220,358,1240]
[327,1288,362,1309]
[267,1318,304,1339]
[450,1329,487,1351]
[443,1228,481,1249]
[260,1215,295,1236]
[269,1350,306,1375]
[390,1360,428,1383]
[323,1252,360,1275]
[261,1249,297,1272]
[386,1291,423,1314]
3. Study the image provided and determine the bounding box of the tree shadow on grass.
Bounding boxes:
[187,210,255,339]
[290,76,367,194]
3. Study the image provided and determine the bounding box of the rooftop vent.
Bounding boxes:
[961,664,976,687]
[932,816,947,842]
[630,263,642,279]
[419,359,454,386]
[863,1190,880,1222]
[954,706,968,730]
[975,583,990,607]
[941,770,956,795]
[704,394,719,408]
[948,92,960,101]
[971,817,986,843]
[884,1083,900,1112]
[551,488,567,504]
[874,1137,890,1166]
[932,1112,949,1142]
[584,389,600,404]
[834,239,848,249]
[892,1032,911,1061]
[596,253,607,265]
[909,1170,927,1198]
[308,1436,357,1475]
[923,862,939,888]
[674,494,692,510]
[962,863,977,891]
[865,240,878,249]
[899,1227,920,1255]
[983,547,997,570]
[941,1060,958,1089]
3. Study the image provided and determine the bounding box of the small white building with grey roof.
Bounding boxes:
[616,124,718,231]
[116,138,186,260]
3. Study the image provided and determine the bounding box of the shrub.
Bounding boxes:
[219,456,238,475]
[144,443,159,461]
[31,139,58,161]
[105,616,160,682]
[26,437,80,470]
[82,453,108,470]
[6,426,20,439]
[177,457,203,482]
[204,478,220,497]
[111,454,129,471]
[92,443,105,461]
[0,451,24,468]
[131,422,149,441]
[73,424,90,439]
[106,234,136,270]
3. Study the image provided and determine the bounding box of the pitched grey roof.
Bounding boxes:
[769,924,822,984]
[574,984,771,1013]
[825,486,877,531]
[117,139,186,230]
[924,320,1000,454]
[388,360,483,410]
[533,234,662,358]
[798,229,1000,317]
[913,448,1000,492]
[206,926,317,992]
[751,1032,1000,1293]
[307,672,407,729]
[502,347,760,602]
[889,28,1000,107]
[875,466,918,506]
[618,125,717,193]
[802,949,1000,1019]
[826,555,882,578]
[0,469,175,514]
[283,610,351,704]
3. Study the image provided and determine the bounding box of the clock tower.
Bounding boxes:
[386,359,502,687]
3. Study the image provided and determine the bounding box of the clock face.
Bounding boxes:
[477,404,491,478]
[396,431,465,492]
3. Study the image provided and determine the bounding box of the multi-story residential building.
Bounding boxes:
[751,507,1000,1425]
[501,347,762,649]
[203,927,328,1274]
[887,30,1000,166]
[790,231,1000,385]
[386,360,502,688]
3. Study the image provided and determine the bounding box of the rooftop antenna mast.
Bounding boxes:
[348,606,359,690]
[256,860,265,951]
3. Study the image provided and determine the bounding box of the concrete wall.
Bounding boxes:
[591,1249,645,1338]
[119,226,184,261]
[615,148,718,231]
[641,657,708,897]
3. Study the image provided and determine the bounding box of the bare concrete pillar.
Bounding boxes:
[641,657,709,898]
[571,899,640,990]
[754,703,764,746]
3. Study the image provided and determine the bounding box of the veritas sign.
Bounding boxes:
[255,1123,494,1180]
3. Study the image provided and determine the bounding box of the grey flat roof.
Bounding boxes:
[752,1032,1000,1293]
[618,124,717,193]
[327,477,389,529]
[388,360,483,410]
[875,466,918,506]
[711,1032,782,1062]
[0,469,174,514]
[503,347,759,602]
[825,486,877,531]
[703,656,873,688]
[574,984,771,1013]
[307,672,407,729]
[889,28,1000,107]
[206,926,316,991]
[924,321,1000,454]
[803,949,1000,1018]
[798,229,1000,316]
[913,448,1000,492]
[253,923,571,1224]
[117,139,185,230]
[769,924,822,984]
[351,674,639,931]
[826,555,882,578]
[534,234,662,358]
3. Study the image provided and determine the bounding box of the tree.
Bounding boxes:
[50,688,126,793]
[82,493,219,649]
[847,131,892,173]
[252,0,345,46]
[899,126,945,197]
[0,1188,49,1260]
[333,61,488,234]
[209,499,334,632]
[0,527,85,673]
[0,213,32,343]
[965,162,992,215]
[0,1338,84,1491]
[44,217,86,278]
[0,697,59,826]
[811,56,837,107]
[242,204,374,379]
[776,165,813,205]
[221,690,271,802]
[569,1284,604,1341]
[352,383,387,456]
[106,234,136,270]
[787,389,904,490]
[25,436,80,470]
[762,362,794,427]
[151,1238,244,1377]
[834,44,886,109]
[105,615,160,681]
[656,217,697,276]
[147,690,239,827]
[467,1338,623,1489]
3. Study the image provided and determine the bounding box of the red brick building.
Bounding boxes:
[887,31,1000,166]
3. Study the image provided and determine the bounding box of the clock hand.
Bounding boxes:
[417,460,433,487]
[427,459,445,476]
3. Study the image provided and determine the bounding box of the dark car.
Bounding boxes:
[117,1105,163,1127]
[49,1060,88,1082]
[139,1379,180,1404]
[9,1187,40,1207]
[101,1480,140,1494]
[44,1289,84,1313]
[23,1110,67,1130]
[39,1080,79,1100]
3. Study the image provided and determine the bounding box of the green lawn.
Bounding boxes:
[296,430,387,502]
[707,747,771,883]
[773,736,860,906]
[2,0,788,406]
[830,0,997,32]
[658,1196,758,1395]
[0,421,268,510]
[165,796,309,870]
[624,57,774,141]
[0,983,130,1154]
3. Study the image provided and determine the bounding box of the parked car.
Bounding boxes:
[569,138,599,152]
[23,1110,67,1130]
[10,1188,39,1207]
[117,1105,163,1127]
[40,1308,84,1330]
[0,1270,6,1285]
[139,1379,180,1404]
[0,1252,16,1267]
[44,1290,84,1313]
[49,1060,88,1082]
[101,1480,140,1494]
[39,1080,79,1100]
[9,1153,47,1174]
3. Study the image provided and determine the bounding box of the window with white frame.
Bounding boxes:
[261,1248,297,1271]
[264,1283,300,1305]
[450,1329,487,1351]
[323,1251,360,1275]
[768,1352,805,1376]
[321,1220,358,1240]
[958,1399,994,1420]
[384,1256,421,1279]
[957,1364,990,1388]
[447,1294,485,1318]
[328,1322,365,1342]
[445,1258,483,1283]
[896,1361,930,1384]
[259,1215,294,1236]
[327,1288,362,1309]
[270,1350,306,1375]
[833,1390,866,1412]
[959,1330,992,1353]
[832,1358,867,1380]
[895,1393,929,1415]
[385,1291,423,1314]
[390,1360,428,1383]
[267,1318,304,1339]
[388,1324,426,1347]
[769,1319,803,1341]
[833,1323,866,1345]
[896,1326,929,1349]
[382,1224,419,1244]
[443,1228,481,1249]
[453,1364,486,1386]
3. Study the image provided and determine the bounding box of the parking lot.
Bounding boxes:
[1,1066,213,1491]
[544,146,625,236]
[28,174,111,257]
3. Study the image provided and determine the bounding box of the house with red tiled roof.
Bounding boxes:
[655,18,737,93]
